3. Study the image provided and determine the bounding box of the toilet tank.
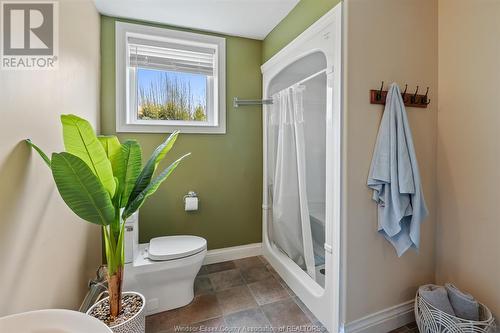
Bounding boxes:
[124,211,139,264]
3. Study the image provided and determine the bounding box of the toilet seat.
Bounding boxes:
[148,235,207,261]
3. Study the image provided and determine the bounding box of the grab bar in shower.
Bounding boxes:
[234,68,328,108]
[233,97,273,108]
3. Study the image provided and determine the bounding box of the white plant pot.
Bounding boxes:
[87,291,146,333]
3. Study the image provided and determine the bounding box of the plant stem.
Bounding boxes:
[104,214,125,319]
[108,266,123,319]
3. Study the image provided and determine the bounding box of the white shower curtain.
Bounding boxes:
[268,85,316,279]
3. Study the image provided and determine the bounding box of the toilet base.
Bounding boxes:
[124,245,206,315]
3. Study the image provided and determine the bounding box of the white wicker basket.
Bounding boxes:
[415,290,496,333]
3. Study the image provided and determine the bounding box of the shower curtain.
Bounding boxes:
[268,85,316,279]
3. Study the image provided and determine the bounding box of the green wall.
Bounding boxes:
[262,0,341,63]
[100,1,341,250]
[100,16,263,249]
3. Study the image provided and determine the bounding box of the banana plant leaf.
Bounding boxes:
[61,115,116,197]
[25,139,51,167]
[51,152,115,225]
[98,135,123,175]
[120,140,142,207]
[123,152,190,219]
[98,135,124,202]
[127,131,179,204]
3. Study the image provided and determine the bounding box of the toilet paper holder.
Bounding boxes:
[183,191,198,201]
[183,191,199,211]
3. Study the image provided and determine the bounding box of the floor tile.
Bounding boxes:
[204,261,236,274]
[146,257,325,333]
[240,265,273,283]
[390,321,419,333]
[208,268,244,291]
[247,277,290,305]
[265,266,294,296]
[260,298,312,330]
[292,297,315,322]
[146,294,222,333]
[184,317,226,333]
[265,264,277,275]
[216,285,258,315]
[224,308,272,331]
[194,275,214,296]
[258,255,269,265]
[234,257,265,269]
[406,322,418,329]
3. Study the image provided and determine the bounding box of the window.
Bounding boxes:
[116,22,226,134]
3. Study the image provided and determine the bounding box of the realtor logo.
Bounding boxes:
[1,1,58,69]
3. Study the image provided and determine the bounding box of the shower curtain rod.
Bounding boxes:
[233,68,327,108]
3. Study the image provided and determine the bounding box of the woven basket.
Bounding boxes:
[415,290,496,333]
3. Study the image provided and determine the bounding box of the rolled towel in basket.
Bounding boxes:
[419,284,455,316]
[445,283,479,321]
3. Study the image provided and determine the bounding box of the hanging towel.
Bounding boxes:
[367,83,428,256]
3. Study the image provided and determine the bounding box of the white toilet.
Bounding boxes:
[123,213,207,315]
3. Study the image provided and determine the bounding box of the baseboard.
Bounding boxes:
[344,300,415,333]
[203,243,262,265]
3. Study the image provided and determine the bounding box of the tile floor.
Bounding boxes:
[389,322,419,333]
[146,256,326,333]
[145,255,419,333]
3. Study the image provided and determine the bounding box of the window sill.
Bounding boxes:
[116,122,226,134]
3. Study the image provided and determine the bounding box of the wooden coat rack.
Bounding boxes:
[370,82,430,108]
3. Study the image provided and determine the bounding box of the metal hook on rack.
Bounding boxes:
[401,84,408,102]
[422,87,431,105]
[411,86,419,104]
[376,81,384,101]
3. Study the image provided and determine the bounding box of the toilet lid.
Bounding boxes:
[148,235,207,261]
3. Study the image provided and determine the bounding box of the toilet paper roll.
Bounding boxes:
[185,197,198,211]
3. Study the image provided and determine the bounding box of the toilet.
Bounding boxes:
[123,213,207,315]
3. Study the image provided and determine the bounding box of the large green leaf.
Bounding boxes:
[51,152,115,225]
[61,115,116,196]
[25,139,51,167]
[127,131,179,204]
[123,153,190,219]
[120,140,142,207]
[98,135,124,200]
[98,136,122,173]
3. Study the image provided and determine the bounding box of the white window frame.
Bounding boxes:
[115,22,226,134]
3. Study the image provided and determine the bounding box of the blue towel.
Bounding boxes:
[367,83,428,256]
[445,283,480,321]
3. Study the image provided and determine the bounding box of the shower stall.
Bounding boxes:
[261,4,342,332]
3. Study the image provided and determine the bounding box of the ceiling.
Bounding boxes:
[93,0,300,40]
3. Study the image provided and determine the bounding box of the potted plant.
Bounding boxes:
[26,114,189,332]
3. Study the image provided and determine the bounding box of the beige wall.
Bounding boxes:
[0,0,101,316]
[343,0,438,323]
[436,0,500,317]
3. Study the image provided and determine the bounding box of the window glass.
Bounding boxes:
[137,68,208,122]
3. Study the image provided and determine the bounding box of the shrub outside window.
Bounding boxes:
[116,22,226,134]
